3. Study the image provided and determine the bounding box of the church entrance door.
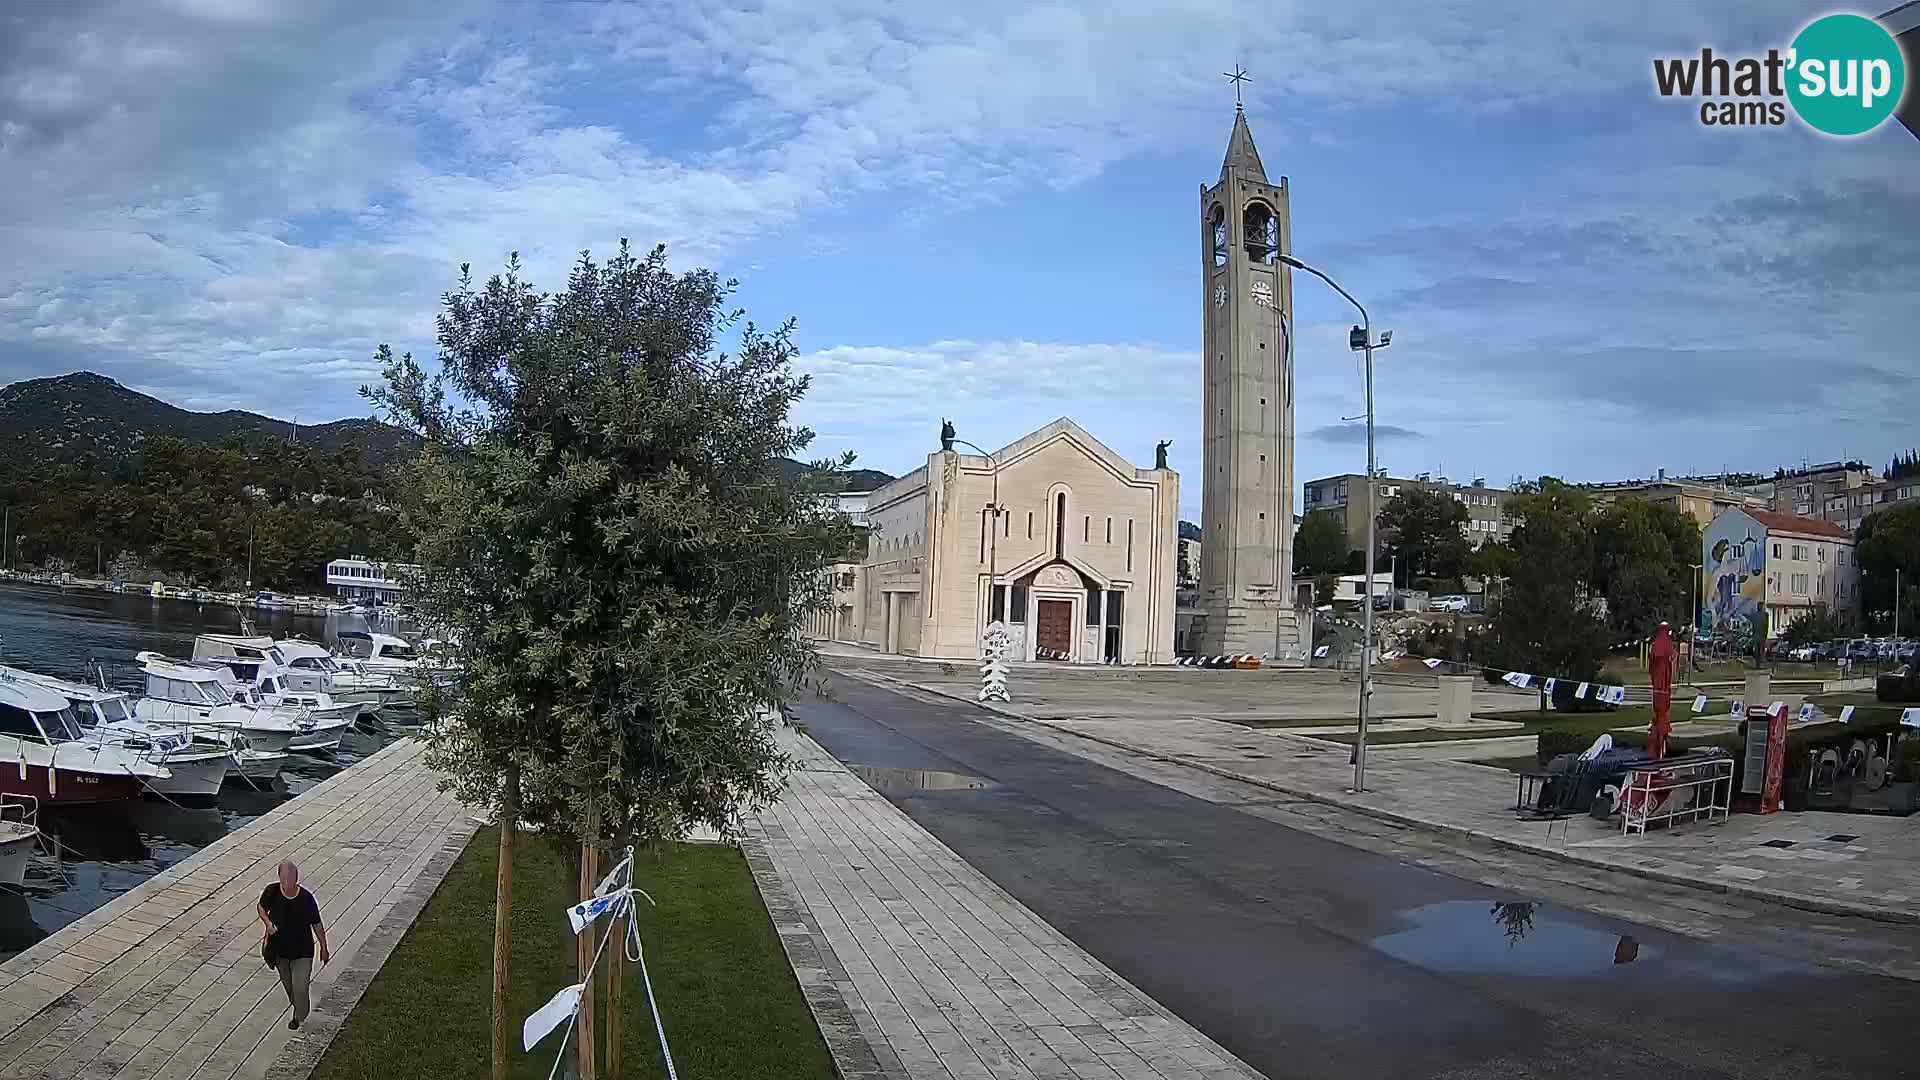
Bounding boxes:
[1035,600,1073,659]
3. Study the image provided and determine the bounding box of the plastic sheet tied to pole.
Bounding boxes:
[524,845,679,1080]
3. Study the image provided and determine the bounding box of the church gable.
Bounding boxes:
[991,417,1152,486]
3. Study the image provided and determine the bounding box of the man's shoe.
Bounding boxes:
[289,1018,300,1030]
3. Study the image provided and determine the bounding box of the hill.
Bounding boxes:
[773,456,894,493]
[0,371,415,471]
[0,371,891,488]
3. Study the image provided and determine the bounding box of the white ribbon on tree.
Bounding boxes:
[526,846,678,1080]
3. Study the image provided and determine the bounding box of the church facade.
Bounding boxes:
[813,104,1306,665]
[837,419,1179,665]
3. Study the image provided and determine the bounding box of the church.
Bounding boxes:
[817,103,1304,665]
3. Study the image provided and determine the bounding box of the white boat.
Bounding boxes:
[275,639,412,711]
[0,794,37,889]
[0,667,229,798]
[0,676,172,805]
[333,630,424,678]
[129,653,310,754]
[186,638,358,752]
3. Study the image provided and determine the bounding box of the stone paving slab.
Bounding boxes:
[0,740,477,1080]
[851,667,1920,928]
[748,729,1263,1080]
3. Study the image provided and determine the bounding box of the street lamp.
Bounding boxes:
[1278,253,1390,792]
[950,437,1003,648]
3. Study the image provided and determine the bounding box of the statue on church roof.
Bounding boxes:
[1155,440,1172,470]
[940,418,956,452]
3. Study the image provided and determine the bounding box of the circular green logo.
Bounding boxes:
[1787,13,1907,136]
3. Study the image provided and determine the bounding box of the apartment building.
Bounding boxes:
[1585,471,1773,529]
[1761,461,1878,532]
[1702,508,1858,640]
[1301,472,1510,553]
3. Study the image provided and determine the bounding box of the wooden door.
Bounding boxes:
[1035,600,1073,658]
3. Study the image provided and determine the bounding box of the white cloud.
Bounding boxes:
[0,0,1913,496]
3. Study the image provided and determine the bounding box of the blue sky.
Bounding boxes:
[2,1,1915,521]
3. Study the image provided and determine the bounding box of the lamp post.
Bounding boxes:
[1278,253,1389,792]
[951,437,1003,646]
[1689,562,1703,665]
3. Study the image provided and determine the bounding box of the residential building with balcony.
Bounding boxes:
[1301,472,1510,554]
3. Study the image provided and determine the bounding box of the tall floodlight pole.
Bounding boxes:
[1278,253,1390,791]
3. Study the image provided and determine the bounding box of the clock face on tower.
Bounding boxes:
[1250,278,1274,307]
[1212,283,1227,307]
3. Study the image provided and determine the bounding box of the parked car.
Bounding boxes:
[1430,595,1469,613]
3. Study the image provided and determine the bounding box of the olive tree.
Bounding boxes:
[369,241,855,1080]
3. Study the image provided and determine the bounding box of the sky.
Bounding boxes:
[2,1,1916,522]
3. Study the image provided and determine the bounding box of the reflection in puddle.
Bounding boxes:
[1373,900,1655,976]
[852,767,998,794]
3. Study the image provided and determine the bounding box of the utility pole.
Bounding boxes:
[2,506,8,573]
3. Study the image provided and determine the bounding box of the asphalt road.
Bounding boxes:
[791,678,1919,1080]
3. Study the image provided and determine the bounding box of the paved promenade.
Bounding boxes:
[0,740,475,1080]
[747,730,1261,1080]
[843,667,1920,927]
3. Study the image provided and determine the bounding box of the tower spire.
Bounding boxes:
[1221,107,1267,181]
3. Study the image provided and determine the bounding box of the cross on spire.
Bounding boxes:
[1222,65,1251,108]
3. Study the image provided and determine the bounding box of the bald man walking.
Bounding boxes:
[259,861,330,1029]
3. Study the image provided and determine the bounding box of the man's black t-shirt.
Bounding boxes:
[260,885,323,960]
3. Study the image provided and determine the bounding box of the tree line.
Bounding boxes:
[0,437,407,591]
[1294,482,1701,683]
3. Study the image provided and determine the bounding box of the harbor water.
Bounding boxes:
[0,581,413,961]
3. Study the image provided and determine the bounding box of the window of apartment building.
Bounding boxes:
[1817,574,1825,594]
[1838,549,1847,567]
[1791,573,1808,595]
[1772,543,1780,558]
[1791,544,1807,560]
[1817,547,1825,563]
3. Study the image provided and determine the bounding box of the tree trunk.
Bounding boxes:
[491,762,520,1080]
[577,811,600,1080]
[606,833,628,1078]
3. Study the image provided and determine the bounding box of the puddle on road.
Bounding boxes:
[1372,900,1657,977]
[851,766,1000,794]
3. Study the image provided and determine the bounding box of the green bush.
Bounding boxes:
[1895,737,1920,784]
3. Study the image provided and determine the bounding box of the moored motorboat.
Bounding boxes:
[124,653,310,754]
[0,675,170,805]
[1,666,229,798]
[0,794,37,889]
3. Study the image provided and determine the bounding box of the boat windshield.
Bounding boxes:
[267,647,288,666]
[36,706,87,742]
[98,697,132,724]
[382,643,418,661]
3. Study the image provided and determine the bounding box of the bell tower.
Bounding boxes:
[1195,105,1300,659]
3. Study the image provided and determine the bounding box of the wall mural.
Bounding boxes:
[1702,512,1766,643]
